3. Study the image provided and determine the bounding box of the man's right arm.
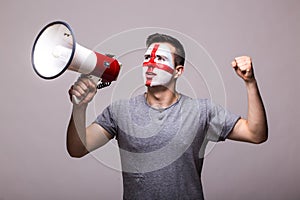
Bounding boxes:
[66,76,112,158]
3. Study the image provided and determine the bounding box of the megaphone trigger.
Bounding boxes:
[81,74,111,89]
[97,81,111,89]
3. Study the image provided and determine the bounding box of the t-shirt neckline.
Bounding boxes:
[142,92,183,112]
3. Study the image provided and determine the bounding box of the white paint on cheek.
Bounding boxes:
[150,68,172,86]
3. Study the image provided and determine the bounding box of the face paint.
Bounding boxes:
[142,43,175,87]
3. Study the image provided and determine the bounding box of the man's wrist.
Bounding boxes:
[72,103,88,112]
[245,78,260,94]
[245,78,257,86]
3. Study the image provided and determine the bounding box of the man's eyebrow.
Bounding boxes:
[157,54,169,60]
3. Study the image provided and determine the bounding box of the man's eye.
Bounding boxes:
[156,55,165,61]
[144,55,150,60]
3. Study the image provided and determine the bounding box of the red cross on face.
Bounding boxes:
[143,44,175,74]
[142,43,175,87]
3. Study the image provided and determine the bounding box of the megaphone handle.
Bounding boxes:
[72,95,83,104]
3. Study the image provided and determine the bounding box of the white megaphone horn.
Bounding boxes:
[31,21,121,103]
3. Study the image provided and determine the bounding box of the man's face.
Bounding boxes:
[142,43,175,87]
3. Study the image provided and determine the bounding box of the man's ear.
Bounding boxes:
[174,65,184,78]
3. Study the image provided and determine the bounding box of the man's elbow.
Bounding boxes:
[67,148,88,158]
[251,130,268,144]
[253,136,268,144]
[68,152,85,158]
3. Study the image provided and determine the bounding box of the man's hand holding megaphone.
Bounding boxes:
[68,75,97,105]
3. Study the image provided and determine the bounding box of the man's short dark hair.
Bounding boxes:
[146,33,185,67]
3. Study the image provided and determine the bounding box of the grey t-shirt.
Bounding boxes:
[95,94,240,200]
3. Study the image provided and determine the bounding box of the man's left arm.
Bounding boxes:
[227,56,268,144]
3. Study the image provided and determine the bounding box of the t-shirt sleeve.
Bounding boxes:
[94,105,118,138]
[206,100,240,142]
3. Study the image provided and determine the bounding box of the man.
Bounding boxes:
[67,33,268,199]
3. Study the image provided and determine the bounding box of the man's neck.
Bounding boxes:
[145,86,180,109]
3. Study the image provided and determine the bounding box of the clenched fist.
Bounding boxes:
[68,75,97,105]
[231,56,255,82]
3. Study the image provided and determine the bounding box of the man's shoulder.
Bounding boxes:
[180,94,209,105]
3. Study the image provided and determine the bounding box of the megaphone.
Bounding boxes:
[31,21,121,103]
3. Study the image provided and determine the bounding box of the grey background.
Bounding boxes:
[1,0,299,199]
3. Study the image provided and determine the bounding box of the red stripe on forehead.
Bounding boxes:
[149,44,160,63]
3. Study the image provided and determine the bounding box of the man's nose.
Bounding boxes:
[146,65,154,72]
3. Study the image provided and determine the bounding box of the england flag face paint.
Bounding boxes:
[142,43,175,87]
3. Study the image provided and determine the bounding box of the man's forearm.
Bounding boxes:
[245,80,268,143]
[66,105,89,157]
